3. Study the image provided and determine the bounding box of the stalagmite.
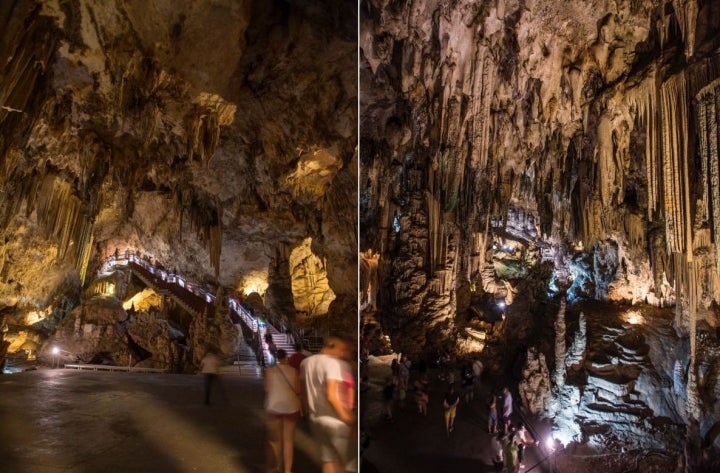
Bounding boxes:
[554,297,567,388]
[566,310,586,368]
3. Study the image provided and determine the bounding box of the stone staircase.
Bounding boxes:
[220,325,262,376]
[3,354,37,374]
[577,319,654,439]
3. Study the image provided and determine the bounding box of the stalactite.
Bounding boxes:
[34,174,95,274]
[672,0,699,58]
[696,79,720,274]
[624,212,646,254]
[660,72,691,256]
[427,190,443,276]
[628,73,660,220]
[470,48,495,172]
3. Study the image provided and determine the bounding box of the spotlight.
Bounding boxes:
[52,346,59,355]
[497,301,506,309]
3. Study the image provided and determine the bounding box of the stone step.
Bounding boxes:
[581,401,653,420]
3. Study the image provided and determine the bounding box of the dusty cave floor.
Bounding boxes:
[0,368,320,473]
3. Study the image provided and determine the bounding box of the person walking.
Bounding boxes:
[472,358,484,395]
[502,433,520,473]
[512,422,536,469]
[300,336,356,473]
[264,349,301,473]
[199,347,225,405]
[442,384,460,436]
[500,387,513,433]
[488,396,498,434]
[461,363,474,403]
[491,432,504,472]
[288,342,308,371]
[414,381,429,416]
[382,377,395,422]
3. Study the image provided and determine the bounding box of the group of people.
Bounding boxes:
[264,336,357,473]
[199,337,357,473]
[490,422,537,472]
[377,352,539,471]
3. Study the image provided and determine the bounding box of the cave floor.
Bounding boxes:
[360,360,555,473]
[0,368,320,473]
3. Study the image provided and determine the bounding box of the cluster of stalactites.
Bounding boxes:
[35,174,95,284]
[177,187,222,277]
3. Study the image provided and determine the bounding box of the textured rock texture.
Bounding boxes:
[0,0,357,369]
[361,0,720,467]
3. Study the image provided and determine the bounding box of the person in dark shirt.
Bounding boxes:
[288,342,308,371]
[443,384,460,435]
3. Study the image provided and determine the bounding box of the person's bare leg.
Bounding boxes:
[322,461,343,473]
[267,416,282,472]
[282,417,297,473]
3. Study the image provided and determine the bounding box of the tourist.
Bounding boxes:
[488,396,498,434]
[391,358,400,386]
[500,386,513,433]
[502,432,520,473]
[382,377,395,422]
[472,358,484,394]
[199,347,225,405]
[398,355,410,390]
[491,432,504,472]
[300,336,356,473]
[443,383,460,436]
[461,362,474,402]
[264,349,301,473]
[513,422,536,468]
[414,381,429,416]
[288,342,308,371]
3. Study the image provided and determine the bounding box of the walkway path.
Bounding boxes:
[0,368,321,473]
[104,253,306,365]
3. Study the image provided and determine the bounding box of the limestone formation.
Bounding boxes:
[0,0,357,371]
[361,0,720,467]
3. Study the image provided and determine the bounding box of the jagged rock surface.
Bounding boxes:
[361,0,720,467]
[0,0,357,370]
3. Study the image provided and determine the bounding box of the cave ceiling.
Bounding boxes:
[360,0,720,351]
[0,0,357,316]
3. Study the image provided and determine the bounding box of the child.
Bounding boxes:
[488,396,498,434]
[414,383,429,416]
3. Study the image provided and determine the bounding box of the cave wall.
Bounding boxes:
[0,0,357,360]
[360,0,720,353]
[360,0,720,457]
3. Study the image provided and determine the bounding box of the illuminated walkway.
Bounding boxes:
[103,252,301,365]
[0,368,320,473]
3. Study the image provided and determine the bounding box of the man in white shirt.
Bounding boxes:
[300,336,356,473]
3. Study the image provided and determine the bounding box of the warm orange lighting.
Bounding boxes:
[623,310,645,325]
[240,270,269,296]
